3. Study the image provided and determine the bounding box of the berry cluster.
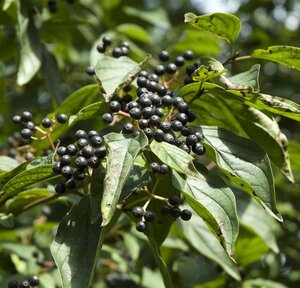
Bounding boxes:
[161,195,192,221]
[8,276,39,288]
[52,129,107,194]
[150,162,170,174]
[132,206,156,233]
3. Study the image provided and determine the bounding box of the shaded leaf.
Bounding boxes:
[0,213,14,228]
[177,209,240,280]
[251,45,300,71]
[198,126,282,221]
[116,23,152,44]
[101,132,148,226]
[172,171,238,256]
[0,156,19,173]
[242,278,289,288]
[184,12,241,44]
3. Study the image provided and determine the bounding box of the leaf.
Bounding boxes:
[193,58,226,82]
[227,64,260,92]
[116,23,152,44]
[177,210,240,280]
[251,45,300,71]
[184,12,241,44]
[197,126,282,221]
[172,171,238,256]
[0,213,14,228]
[0,165,58,203]
[242,278,289,288]
[0,156,19,173]
[16,0,41,85]
[3,0,15,10]
[150,141,197,176]
[235,188,279,253]
[101,132,148,226]
[95,55,150,101]
[51,196,104,288]
[205,83,300,121]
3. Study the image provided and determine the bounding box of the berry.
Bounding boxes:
[12,115,22,124]
[121,46,129,56]
[149,115,161,126]
[138,119,149,129]
[136,87,148,97]
[179,143,191,153]
[175,113,188,125]
[160,164,169,174]
[132,130,140,137]
[55,182,66,194]
[8,280,18,288]
[183,50,195,60]
[186,64,196,75]
[21,111,33,122]
[187,109,197,122]
[147,80,158,92]
[94,146,107,158]
[150,93,161,106]
[137,76,148,88]
[181,209,192,221]
[102,112,113,123]
[88,130,99,138]
[136,221,147,232]
[129,107,142,119]
[86,66,95,76]
[65,178,76,189]
[158,50,169,62]
[192,143,206,155]
[194,131,203,141]
[25,121,35,130]
[186,134,198,146]
[75,129,88,140]
[138,95,152,107]
[142,107,154,119]
[160,122,171,133]
[96,44,106,53]
[181,126,192,136]
[157,85,167,96]
[144,211,155,222]
[184,75,194,85]
[56,113,68,124]
[122,123,134,134]
[19,280,31,288]
[73,169,85,181]
[154,129,164,142]
[132,206,144,218]
[165,63,177,74]
[81,145,95,159]
[154,65,165,76]
[61,166,73,178]
[123,85,132,93]
[175,56,185,67]
[120,41,130,48]
[177,101,189,112]
[171,207,181,218]
[66,144,78,156]
[163,133,174,144]
[102,36,112,46]
[75,156,88,169]
[151,162,161,173]
[21,128,33,139]
[52,162,61,174]
[127,101,139,110]
[155,107,165,117]
[138,70,148,78]
[88,156,101,168]
[160,205,171,214]
[112,47,122,58]
[172,97,184,107]
[171,120,183,132]
[60,154,72,166]
[168,195,180,206]
[57,146,67,156]
[109,100,121,112]
[90,135,103,147]
[173,138,183,147]
[41,118,52,128]
[28,276,40,286]
[148,73,159,82]
[77,138,89,149]
[161,95,173,106]
[143,127,153,138]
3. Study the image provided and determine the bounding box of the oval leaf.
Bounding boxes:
[101,132,148,226]
[184,12,241,44]
[172,171,238,256]
[251,45,300,71]
[0,156,19,173]
[197,126,282,221]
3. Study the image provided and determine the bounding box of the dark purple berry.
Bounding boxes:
[75,156,88,169]
[120,41,130,48]
[175,113,188,125]
[88,156,100,168]
[57,146,66,157]
[25,121,35,130]
[138,70,148,78]
[143,127,153,138]
[187,109,197,122]
[61,166,73,178]
[186,134,198,146]
[155,107,165,117]
[138,95,152,107]
[88,130,99,138]
[181,209,192,221]
[150,93,161,106]
[52,162,61,174]
[151,162,161,173]
[102,112,113,123]
[77,138,89,149]
[94,146,106,158]
[132,206,145,218]
[112,47,122,58]
[21,111,33,122]
[129,107,142,119]
[154,65,165,76]
[122,123,134,134]
[28,276,40,286]
[137,76,148,88]
[171,207,181,218]
[136,221,147,232]
[161,205,171,214]
[142,107,155,119]
[138,119,149,129]
[192,143,206,155]
[73,169,85,181]
[149,115,161,126]
[12,115,22,124]
[21,128,33,139]
[81,145,95,158]
[160,121,171,133]
[183,50,195,60]
[168,195,181,206]
[161,95,173,106]
[90,135,103,147]
[158,50,169,62]
[179,143,191,153]
[175,56,185,67]
[66,144,78,156]
[97,44,106,53]
[171,120,183,132]
[55,182,66,194]
[194,131,204,141]
[109,100,121,112]
[177,101,188,112]
[144,211,155,222]
[165,63,177,74]
[154,129,164,142]
[163,133,174,144]
[181,126,192,136]
[86,66,95,76]
[102,36,112,46]
[56,113,68,124]
[65,178,76,189]
[146,80,158,92]
[75,129,88,140]
[160,164,169,174]
[60,154,72,166]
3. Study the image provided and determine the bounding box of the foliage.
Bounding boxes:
[0,1,300,288]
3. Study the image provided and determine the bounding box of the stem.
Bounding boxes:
[206,162,216,171]
[116,111,130,118]
[46,133,56,151]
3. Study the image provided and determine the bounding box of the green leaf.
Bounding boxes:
[0,165,58,203]
[172,171,238,256]
[251,45,300,71]
[16,0,41,85]
[0,162,28,191]
[101,132,148,226]
[5,189,52,213]
[198,126,282,221]
[205,83,300,121]
[116,23,152,44]
[242,278,289,288]
[0,213,14,228]
[95,55,150,100]
[227,64,261,92]
[3,0,15,10]
[177,210,240,280]
[184,12,241,44]
[193,58,226,82]
[150,141,197,176]
[235,188,279,253]
[51,196,104,288]
[0,156,19,173]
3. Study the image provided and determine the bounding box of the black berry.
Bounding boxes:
[160,164,169,174]
[154,65,165,76]
[112,47,122,58]
[175,56,185,67]
[102,35,112,46]
[151,162,161,173]
[88,156,101,168]
[60,154,72,166]
[180,209,192,221]
[21,111,33,122]
[186,134,198,146]
[77,138,89,149]
[75,129,88,140]
[132,206,145,218]
[61,166,73,178]
[66,144,78,156]
[81,145,95,159]
[21,128,33,139]
[12,115,22,124]
[55,182,66,194]
[168,195,180,206]
[129,107,142,119]
[90,135,104,147]
[144,211,155,222]
[56,113,68,124]
[52,162,61,174]
[109,100,121,112]
[192,143,206,155]
[158,50,169,62]
[88,130,99,138]
[122,123,134,134]
[160,205,171,214]
[57,146,67,157]
[136,221,147,232]
[171,207,181,218]
[183,50,195,60]
[75,156,88,169]
[86,66,95,76]
[28,275,40,286]
[102,112,113,123]
[94,146,107,158]
[171,120,183,132]
[65,178,76,189]
[8,280,18,288]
